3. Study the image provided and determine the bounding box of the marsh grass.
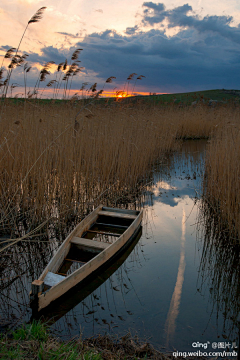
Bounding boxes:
[195,112,240,337]
[0,99,234,239]
[203,119,240,241]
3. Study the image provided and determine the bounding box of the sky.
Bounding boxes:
[1,0,240,96]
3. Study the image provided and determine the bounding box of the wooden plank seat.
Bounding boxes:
[98,210,137,220]
[65,258,86,264]
[95,222,128,229]
[71,236,110,251]
[102,206,139,215]
[87,229,120,237]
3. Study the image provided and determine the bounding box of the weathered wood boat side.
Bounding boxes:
[30,205,143,311]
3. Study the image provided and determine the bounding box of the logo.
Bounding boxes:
[192,342,210,350]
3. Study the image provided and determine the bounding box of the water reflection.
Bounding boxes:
[165,208,186,347]
[0,238,58,331]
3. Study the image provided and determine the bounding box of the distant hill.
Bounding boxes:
[6,89,240,105]
[129,89,240,105]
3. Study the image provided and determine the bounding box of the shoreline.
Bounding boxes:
[1,321,235,359]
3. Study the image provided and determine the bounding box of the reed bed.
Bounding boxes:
[197,202,240,340]
[0,100,233,238]
[203,117,240,241]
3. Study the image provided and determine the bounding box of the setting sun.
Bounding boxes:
[115,90,129,98]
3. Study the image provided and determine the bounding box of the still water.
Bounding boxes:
[44,140,237,351]
[1,140,238,353]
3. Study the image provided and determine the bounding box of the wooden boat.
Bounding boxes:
[32,227,142,321]
[30,205,143,311]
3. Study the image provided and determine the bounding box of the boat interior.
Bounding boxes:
[43,207,139,289]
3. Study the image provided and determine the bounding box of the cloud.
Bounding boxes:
[125,25,139,35]
[142,2,240,44]
[143,2,192,24]
[56,32,80,39]
[28,46,67,65]
[143,2,165,13]
[0,45,13,52]
[71,20,240,92]
[3,2,240,94]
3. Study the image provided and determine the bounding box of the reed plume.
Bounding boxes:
[1,7,47,99]
[125,73,137,95]
[28,7,47,25]
[71,49,83,61]
[132,75,146,95]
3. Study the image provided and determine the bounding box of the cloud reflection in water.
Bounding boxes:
[164,207,186,346]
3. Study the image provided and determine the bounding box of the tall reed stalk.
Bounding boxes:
[1,7,47,99]
[203,117,240,241]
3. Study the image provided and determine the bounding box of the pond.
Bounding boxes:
[1,139,238,354]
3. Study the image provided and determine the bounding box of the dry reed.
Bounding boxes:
[0,99,237,237]
[203,116,240,241]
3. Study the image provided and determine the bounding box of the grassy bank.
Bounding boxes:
[0,321,171,360]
